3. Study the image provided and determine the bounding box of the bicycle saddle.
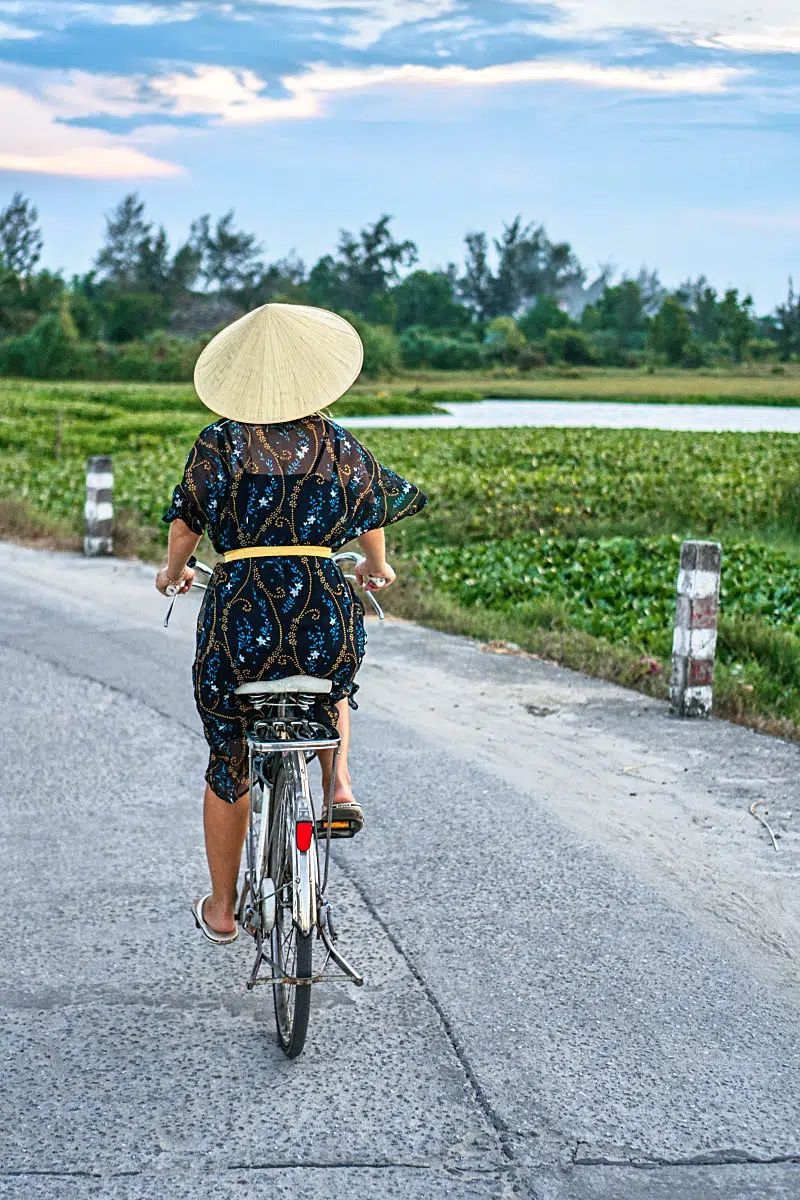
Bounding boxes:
[235,676,333,697]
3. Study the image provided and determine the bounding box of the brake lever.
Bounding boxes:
[341,572,385,620]
[163,557,212,628]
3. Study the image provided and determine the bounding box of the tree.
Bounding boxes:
[398,326,484,370]
[12,294,80,379]
[632,267,667,316]
[95,194,153,289]
[254,251,308,304]
[774,279,800,362]
[718,288,754,362]
[393,270,471,332]
[103,293,165,343]
[341,311,401,377]
[306,256,339,310]
[459,218,583,321]
[484,316,526,364]
[649,297,692,364]
[459,232,494,323]
[518,295,571,341]
[308,215,417,317]
[582,280,648,347]
[0,192,43,275]
[545,328,595,365]
[675,276,721,343]
[190,210,264,294]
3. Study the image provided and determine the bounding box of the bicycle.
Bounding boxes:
[165,551,384,1058]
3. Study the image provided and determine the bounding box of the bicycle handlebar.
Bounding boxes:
[163,552,387,623]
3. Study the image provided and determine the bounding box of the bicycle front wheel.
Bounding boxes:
[269,757,313,1058]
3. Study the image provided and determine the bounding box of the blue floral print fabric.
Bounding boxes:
[163,414,427,802]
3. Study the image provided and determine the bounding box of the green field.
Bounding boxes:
[354,365,800,405]
[2,377,800,735]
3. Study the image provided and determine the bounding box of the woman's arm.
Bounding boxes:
[355,527,396,591]
[155,518,201,596]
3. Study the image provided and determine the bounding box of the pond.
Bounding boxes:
[341,399,800,433]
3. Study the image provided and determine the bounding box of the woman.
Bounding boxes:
[156,303,426,944]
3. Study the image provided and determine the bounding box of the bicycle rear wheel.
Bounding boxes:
[269,758,313,1058]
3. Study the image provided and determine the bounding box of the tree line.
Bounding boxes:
[0,190,797,382]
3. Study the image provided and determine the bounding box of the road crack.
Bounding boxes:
[571,1141,800,1168]
[332,854,516,1164]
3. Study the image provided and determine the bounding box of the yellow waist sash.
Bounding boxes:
[222,546,332,564]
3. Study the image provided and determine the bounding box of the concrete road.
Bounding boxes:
[0,543,798,1200]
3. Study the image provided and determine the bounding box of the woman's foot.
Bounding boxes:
[317,785,365,838]
[320,766,356,808]
[195,893,236,937]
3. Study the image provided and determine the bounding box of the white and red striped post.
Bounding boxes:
[670,540,722,717]
[84,455,113,557]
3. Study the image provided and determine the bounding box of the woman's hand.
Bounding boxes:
[356,558,396,591]
[355,527,394,590]
[155,565,196,596]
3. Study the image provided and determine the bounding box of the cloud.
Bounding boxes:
[0,0,455,45]
[0,1,198,27]
[0,19,36,38]
[0,48,747,180]
[233,0,458,49]
[698,31,800,54]
[5,0,800,54]
[532,1,800,52]
[46,58,743,128]
[96,3,199,24]
[0,82,181,177]
[278,58,743,104]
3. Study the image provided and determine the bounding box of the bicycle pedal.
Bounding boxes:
[316,819,359,839]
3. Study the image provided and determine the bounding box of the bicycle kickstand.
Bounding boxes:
[319,903,364,986]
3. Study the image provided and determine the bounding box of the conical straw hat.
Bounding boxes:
[193,303,363,424]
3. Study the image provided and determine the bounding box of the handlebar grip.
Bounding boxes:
[165,584,178,597]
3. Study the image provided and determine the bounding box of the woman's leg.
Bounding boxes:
[201,785,249,935]
[318,697,355,806]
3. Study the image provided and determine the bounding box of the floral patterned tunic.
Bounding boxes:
[163,414,427,802]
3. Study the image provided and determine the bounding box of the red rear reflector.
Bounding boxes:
[296,821,313,852]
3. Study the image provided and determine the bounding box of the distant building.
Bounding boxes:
[170,294,244,337]
[559,271,612,320]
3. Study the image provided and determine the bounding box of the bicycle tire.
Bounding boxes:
[270,759,313,1058]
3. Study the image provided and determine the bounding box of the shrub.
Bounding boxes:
[518,296,571,341]
[517,345,547,371]
[398,325,485,370]
[648,297,691,365]
[115,332,199,383]
[545,328,596,366]
[681,338,708,369]
[338,312,400,377]
[415,389,483,403]
[102,293,166,343]
[750,338,779,361]
[0,299,82,379]
[484,316,526,365]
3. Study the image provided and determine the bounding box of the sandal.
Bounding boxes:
[316,801,365,839]
[192,894,239,945]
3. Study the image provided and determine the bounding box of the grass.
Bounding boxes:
[351,366,800,405]
[0,498,79,551]
[2,376,800,738]
[0,378,444,456]
[383,574,800,741]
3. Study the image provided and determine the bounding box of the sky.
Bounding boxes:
[1,1,799,309]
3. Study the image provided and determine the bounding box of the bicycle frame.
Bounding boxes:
[242,697,363,992]
[165,549,371,1050]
